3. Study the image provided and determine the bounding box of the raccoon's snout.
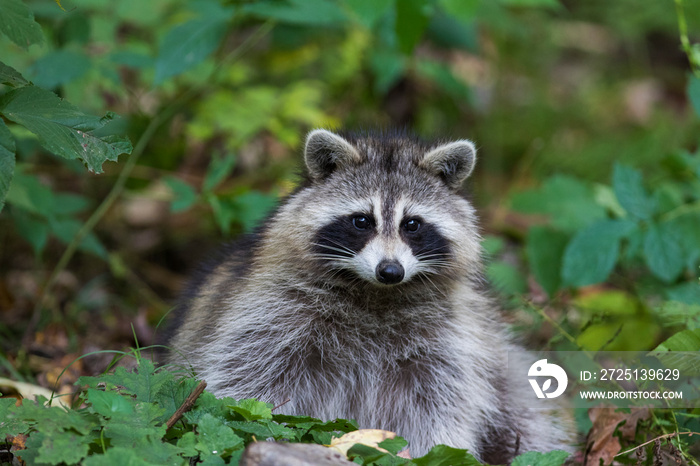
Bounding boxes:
[376,260,405,285]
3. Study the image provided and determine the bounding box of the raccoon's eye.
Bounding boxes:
[353,215,371,230]
[404,218,421,233]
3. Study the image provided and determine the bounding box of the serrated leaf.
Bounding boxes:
[0,60,29,87]
[561,219,637,287]
[0,398,30,436]
[36,431,90,465]
[613,164,655,220]
[87,388,135,418]
[154,17,229,84]
[396,0,430,54]
[28,49,92,89]
[412,444,482,466]
[688,75,700,118]
[229,398,272,421]
[0,85,132,173]
[511,450,570,466]
[526,226,569,296]
[643,223,684,282]
[0,119,16,212]
[194,413,244,457]
[0,0,45,48]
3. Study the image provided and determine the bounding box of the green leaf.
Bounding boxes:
[369,50,405,94]
[655,328,700,352]
[242,0,347,26]
[412,444,482,466]
[0,0,45,48]
[612,164,655,220]
[0,119,16,212]
[487,261,527,296]
[229,399,273,421]
[510,175,606,232]
[28,49,92,89]
[0,85,132,173]
[11,209,49,255]
[203,153,237,193]
[643,223,684,282]
[233,191,278,233]
[49,217,108,259]
[688,75,700,118]
[416,60,470,101]
[164,176,198,212]
[0,398,30,436]
[396,0,431,55]
[438,0,480,24]
[154,17,230,84]
[561,219,637,288]
[512,450,570,466]
[666,282,700,305]
[344,0,393,27]
[194,413,244,457]
[377,437,409,455]
[0,60,29,88]
[87,388,135,418]
[79,360,171,403]
[526,226,569,296]
[5,171,55,217]
[35,431,91,465]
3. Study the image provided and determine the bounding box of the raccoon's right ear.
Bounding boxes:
[304,129,362,180]
[420,140,477,190]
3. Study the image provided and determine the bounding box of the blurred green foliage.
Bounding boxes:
[1,0,700,462]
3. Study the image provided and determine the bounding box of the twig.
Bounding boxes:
[615,431,700,458]
[166,380,207,430]
[272,398,291,411]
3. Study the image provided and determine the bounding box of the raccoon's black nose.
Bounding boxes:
[376,261,405,285]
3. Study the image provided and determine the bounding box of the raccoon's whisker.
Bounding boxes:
[312,242,357,257]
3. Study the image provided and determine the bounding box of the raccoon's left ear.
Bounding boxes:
[304,129,362,181]
[420,140,477,189]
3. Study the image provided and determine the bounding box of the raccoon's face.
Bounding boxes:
[294,129,480,288]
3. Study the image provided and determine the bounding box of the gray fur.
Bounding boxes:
[168,130,573,463]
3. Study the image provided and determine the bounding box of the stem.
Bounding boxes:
[24,20,275,346]
[675,0,700,77]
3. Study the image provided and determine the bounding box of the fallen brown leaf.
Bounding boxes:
[585,406,650,466]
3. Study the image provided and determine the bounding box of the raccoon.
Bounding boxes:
[167,129,572,463]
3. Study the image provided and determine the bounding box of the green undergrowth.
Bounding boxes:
[0,355,570,466]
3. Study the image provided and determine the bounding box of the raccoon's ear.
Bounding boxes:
[420,140,477,189]
[304,129,362,180]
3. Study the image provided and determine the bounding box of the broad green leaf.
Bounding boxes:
[396,0,431,55]
[164,176,198,212]
[35,432,91,465]
[577,318,657,351]
[510,175,606,232]
[643,223,684,283]
[154,17,230,84]
[667,214,700,271]
[427,11,478,51]
[439,0,480,24]
[49,217,108,259]
[52,192,91,216]
[0,0,45,48]
[413,444,482,466]
[5,171,55,217]
[526,226,569,296]
[344,0,393,27]
[688,75,700,118]
[229,399,273,421]
[0,119,16,212]
[0,398,29,436]
[416,60,470,101]
[82,447,157,466]
[194,413,244,457]
[242,0,347,25]
[612,164,655,220]
[203,153,237,193]
[87,388,135,418]
[28,49,92,89]
[11,209,49,255]
[377,436,409,454]
[369,50,405,94]
[487,261,527,296]
[574,290,639,316]
[0,85,132,173]
[512,450,569,466]
[501,0,560,5]
[561,219,637,288]
[666,282,700,305]
[655,329,700,352]
[0,60,29,88]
